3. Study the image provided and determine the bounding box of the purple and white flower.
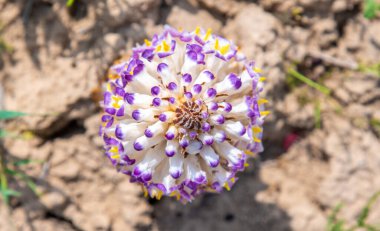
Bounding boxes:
[100,25,269,202]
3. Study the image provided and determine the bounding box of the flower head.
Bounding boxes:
[100,25,268,202]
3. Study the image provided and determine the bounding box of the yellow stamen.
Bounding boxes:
[110,146,118,154]
[144,39,152,46]
[155,45,162,52]
[252,127,263,133]
[254,67,262,73]
[108,74,119,80]
[156,191,163,200]
[219,44,230,55]
[259,77,266,82]
[106,83,112,91]
[214,39,219,50]
[245,150,255,157]
[258,98,269,105]
[111,96,122,109]
[260,110,271,116]
[244,163,250,167]
[143,187,148,198]
[170,191,181,200]
[204,28,212,41]
[162,40,170,52]
[195,26,201,36]
[224,182,231,191]
[230,177,235,183]
[253,137,262,143]
[111,154,120,159]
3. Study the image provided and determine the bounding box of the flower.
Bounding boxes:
[100,25,269,202]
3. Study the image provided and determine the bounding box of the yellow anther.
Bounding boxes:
[252,127,263,133]
[155,45,162,52]
[144,39,152,47]
[110,146,119,154]
[156,191,163,200]
[219,44,230,55]
[162,40,170,52]
[170,191,181,200]
[259,77,267,82]
[254,67,262,73]
[204,28,212,41]
[106,83,112,91]
[224,182,231,191]
[245,150,255,157]
[112,95,122,109]
[195,26,201,36]
[258,98,269,105]
[253,137,262,143]
[129,70,133,75]
[111,154,120,159]
[244,163,250,167]
[260,110,271,116]
[108,74,119,80]
[214,39,219,50]
[231,177,235,183]
[143,187,148,198]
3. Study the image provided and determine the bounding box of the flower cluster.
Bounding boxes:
[100,26,269,202]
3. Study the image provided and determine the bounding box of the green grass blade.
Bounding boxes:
[66,0,76,7]
[0,110,27,120]
[357,191,380,227]
[364,0,379,19]
[0,129,7,138]
[288,69,331,95]
[314,101,321,129]
[13,159,43,167]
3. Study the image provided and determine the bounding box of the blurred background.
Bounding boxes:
[0,0,380,230]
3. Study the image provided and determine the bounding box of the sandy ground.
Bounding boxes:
[0,0,380,230]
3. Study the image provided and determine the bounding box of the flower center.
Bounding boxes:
[174,101,204,130]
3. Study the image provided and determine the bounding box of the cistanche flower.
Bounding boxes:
[100,25,269,202]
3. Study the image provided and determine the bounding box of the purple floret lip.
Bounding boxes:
[115,126,124,140]
[152,97,161,106]
[151,86,160,96]
[182,73,192,83]
[159,113,167,122]
[132,110,140,120]
[115,87,125,97]
[193,84,202,94]
[202,112,209,119]
[224,103,232,112]
[228,73,242,89]
[167,82,177,91]
[179,139,189,148]
[168,97,176,104]
[103,135,119,146]
[210,159,220,168]
[105,108,116,115]
[116,106,125,117]
[207,88,217,98]
[189,131,197,139]
[144,129,154,138]
[165,149,175,157]
[124,93,135,104]
[165,132,175,140]
[133,142,144,151]
[216,115,225,124]
[202,122,211,132]
[157,63,168,73]
[195,174,206,184]
[142,173,152,182]
[204,70,215,80]
[104,92,112,105]
[184,92,193,99]
[205,137,214,145]
[170,170,182,179]
[240,127,247,136]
